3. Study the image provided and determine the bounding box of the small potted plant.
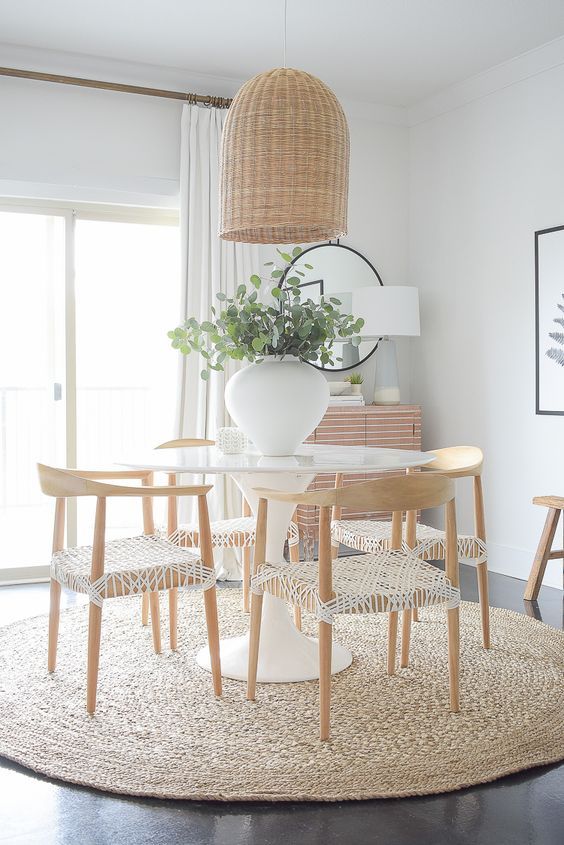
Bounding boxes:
[169,247,364,456]
[345,372,364,395]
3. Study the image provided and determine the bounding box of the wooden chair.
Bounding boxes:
[247,474,460,741]
[151,438,301,645]
[525,496,564,600]
[331,446,490,649]
[38,463,222,714]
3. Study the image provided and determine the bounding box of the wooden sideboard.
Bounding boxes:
[297,404,422,537]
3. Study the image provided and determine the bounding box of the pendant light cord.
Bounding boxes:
[283,0,287,68]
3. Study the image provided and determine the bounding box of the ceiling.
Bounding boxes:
[1,0,564,106]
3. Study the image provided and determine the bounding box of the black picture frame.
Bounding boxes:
[535,225,564,416]
[281,241,384,373]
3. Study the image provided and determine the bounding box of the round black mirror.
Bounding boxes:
[283,242,383,372]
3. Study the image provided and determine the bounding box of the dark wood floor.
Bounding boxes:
[0,568,562,845]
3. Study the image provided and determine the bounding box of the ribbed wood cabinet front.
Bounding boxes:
[297,405,422,537]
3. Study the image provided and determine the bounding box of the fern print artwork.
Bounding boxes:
[546,293,564,367]
[536,225,564,414]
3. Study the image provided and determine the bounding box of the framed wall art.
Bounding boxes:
[535,225,564,415]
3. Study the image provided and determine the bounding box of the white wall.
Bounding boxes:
[312,104,410,402]
[409,63,564,587]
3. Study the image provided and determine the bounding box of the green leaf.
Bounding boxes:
[279,251,292,262]
[292,246,302,257]
[250,274,261,288]
[216,292,227,301]
[351,336,361,347]
[298,321,313,338]
[252,337,265,352]
[264,261,274,267]
[201,369,210,380]
[329,297,342,306]
[200,321,215,332]
[304,263,313,269]
[286,276,300,286]
[167,330,175,339]
[271,269,283,279]
[271,287,281,298]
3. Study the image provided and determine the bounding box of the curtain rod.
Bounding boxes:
[0,66,233,108]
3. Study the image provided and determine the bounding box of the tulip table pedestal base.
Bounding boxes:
[196,470,353,682]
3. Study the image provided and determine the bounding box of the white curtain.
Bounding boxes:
[176,103,260,580]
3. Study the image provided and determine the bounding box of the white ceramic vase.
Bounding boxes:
[224,356,329,456]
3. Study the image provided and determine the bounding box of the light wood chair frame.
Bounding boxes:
[246,474,460,741]
[38,463,222,714]
[154,437,302,635]
[525,496,564,600]
[332,445,490,649]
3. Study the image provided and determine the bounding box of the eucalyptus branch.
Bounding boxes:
[169,246,364,379]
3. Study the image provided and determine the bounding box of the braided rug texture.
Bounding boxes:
[0,590,562,802]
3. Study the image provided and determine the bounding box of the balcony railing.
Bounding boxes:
[0,386,151,508]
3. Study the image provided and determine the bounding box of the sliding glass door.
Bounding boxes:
[0,210,67,579]
[0,203,179,581]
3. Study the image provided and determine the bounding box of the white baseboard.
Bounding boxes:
[486,542,562,590]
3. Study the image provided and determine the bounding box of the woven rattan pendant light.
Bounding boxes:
[219,66,349,244]
[219,0,349,245]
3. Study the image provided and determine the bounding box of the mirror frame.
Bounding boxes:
[282,241,384,373]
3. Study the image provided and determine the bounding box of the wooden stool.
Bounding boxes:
[524,496,564,600]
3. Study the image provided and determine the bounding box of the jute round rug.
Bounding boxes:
[0,590,562,802]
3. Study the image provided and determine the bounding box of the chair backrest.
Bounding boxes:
[37,464,151,498]
[37,464,211,499]
[38,464,215,577]
[254,472,455,513]
[253,474,459,597]
[420,446,483,478]
[156,438,215,449]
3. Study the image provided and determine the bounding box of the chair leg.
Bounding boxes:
[203,587,222,696]
[400,608,412,668]
[148,592,161,654]
[387,611,398,675]
[246,592,264,701]
[319,620,332,741]
[169,588,178,651]
[47,579,61,673]
[476,561,490,649]
[86,603,103,714]
[412,607,419,622]
[447,607,460,712]
[524,507,561,601]
[289,539,302,630]
[141,592,149,626]
[242,546,251,612]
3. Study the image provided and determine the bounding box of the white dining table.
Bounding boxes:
[121,443,435,683]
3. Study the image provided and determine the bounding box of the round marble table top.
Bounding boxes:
[120,443,435,475]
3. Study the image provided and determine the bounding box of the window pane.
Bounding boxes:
[0,211,66,570]
[74,218,179,543]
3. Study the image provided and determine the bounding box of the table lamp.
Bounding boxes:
[352,286,420,405]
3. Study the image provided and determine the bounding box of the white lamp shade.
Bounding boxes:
[352,286,420,337]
